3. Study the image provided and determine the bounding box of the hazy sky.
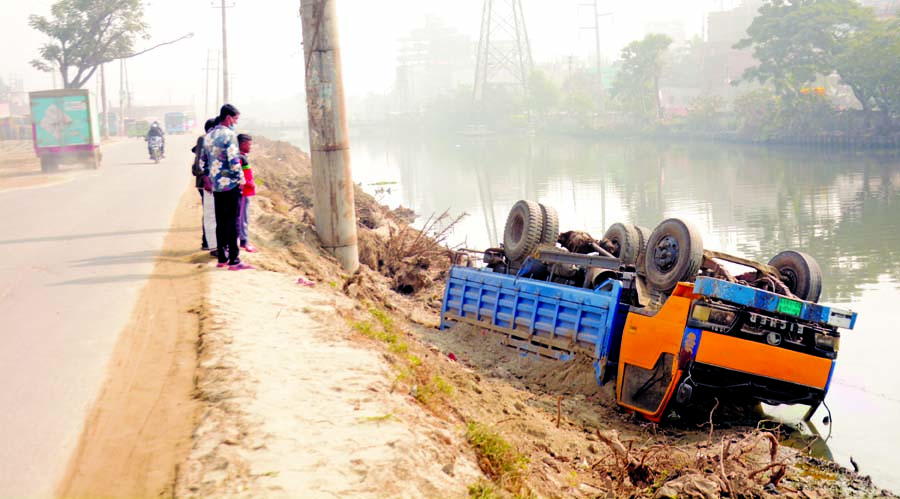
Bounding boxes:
[0,0,729,112]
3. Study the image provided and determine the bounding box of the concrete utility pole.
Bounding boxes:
[201,50,220,119]
[299,0,359,273]
[100,64,109,138]
[118,59,125,136]
[213,0,232,104]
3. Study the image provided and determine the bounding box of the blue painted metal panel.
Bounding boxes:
[441,266,627,385]
[692,277,857,330]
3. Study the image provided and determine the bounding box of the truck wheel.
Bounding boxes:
[644,218,704,292]
[602,223,642,266]
[503,200,543,262]
[538,203,559,245]
[40,156,58,173]
[90,150,101,169]
[768,250,822,302]
[635,225,653,273]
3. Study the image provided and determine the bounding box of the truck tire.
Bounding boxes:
[90,150,101,169]
[768,250,822,302]
[635,225,653,274]
[503,200,543,262]
[602,223,642,266]
[538,203,559,245]
[40,156,58,173]
[644,218,704,292]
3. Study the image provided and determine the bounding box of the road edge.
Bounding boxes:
[55,184,206,498]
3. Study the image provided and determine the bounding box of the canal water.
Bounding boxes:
[274,129,900,491]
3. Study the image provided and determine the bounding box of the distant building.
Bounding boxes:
[660,0,760,111]
[859,0,899,17]
[705,0,761,88]
[393,17,473,114]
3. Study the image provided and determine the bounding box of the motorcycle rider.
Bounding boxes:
[146,121,166,158]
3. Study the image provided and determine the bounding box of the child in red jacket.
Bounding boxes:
[237,134,257,252]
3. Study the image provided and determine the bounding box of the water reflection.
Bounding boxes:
[348,134,900,304]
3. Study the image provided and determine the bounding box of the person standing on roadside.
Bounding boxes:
[236,133,258,253]
[200,104,253,270]
[192,118,217,252]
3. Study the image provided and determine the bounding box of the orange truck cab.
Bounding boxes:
[616,277,854,422]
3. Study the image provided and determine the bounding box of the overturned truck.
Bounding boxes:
[441,200,856,422]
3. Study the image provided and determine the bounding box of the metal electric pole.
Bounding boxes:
[299,0,359,273]
[581,0,612,88]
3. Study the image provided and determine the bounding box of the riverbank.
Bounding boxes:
[170,136,896,498]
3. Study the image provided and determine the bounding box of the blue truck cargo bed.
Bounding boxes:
[440,266,628,385]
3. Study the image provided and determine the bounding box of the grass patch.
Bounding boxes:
[414,374,454,405]
[468,481,501,499]
[466,421,528,490]
[358,413,396,424]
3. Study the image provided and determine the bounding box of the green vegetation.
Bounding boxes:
[413,374,453,405]
[465,422,529,489]
[29,0,149,89]
[736,0,900,135]
[611,34,674,126]
[358,413,396,424]
[349,307,452,411]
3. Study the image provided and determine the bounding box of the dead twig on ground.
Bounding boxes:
[720,436,736,499]
[596,430,653,488]
[556,396,562,429]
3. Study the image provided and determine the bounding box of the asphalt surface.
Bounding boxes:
[0,134,197,497]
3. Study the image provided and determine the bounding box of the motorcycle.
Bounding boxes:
[148,136,163,164]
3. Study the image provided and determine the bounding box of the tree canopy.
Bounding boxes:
[29,0,149,89]
[611,33,673,123]
[835,18,900,130]
[734,0,874,95]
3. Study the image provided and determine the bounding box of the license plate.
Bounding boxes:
[777,298,802,317]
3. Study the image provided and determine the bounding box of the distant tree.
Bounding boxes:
[835,18,900,131]
[611,34,673,123]
[29,0,149,89]
[0,77,9,101]
[527,70,561,118]
[664,36,709,90]
[685,95,726,132]
[734,0,874,96]
[734,88,780,138]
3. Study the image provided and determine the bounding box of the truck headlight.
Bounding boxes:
[690,302,737,331]
[815,333,840,352]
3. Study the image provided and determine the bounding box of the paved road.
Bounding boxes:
[0,134,198,497]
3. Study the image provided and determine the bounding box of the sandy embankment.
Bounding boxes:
[174,267,482,497]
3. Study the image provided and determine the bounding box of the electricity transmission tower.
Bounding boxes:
[473,0,534,102]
